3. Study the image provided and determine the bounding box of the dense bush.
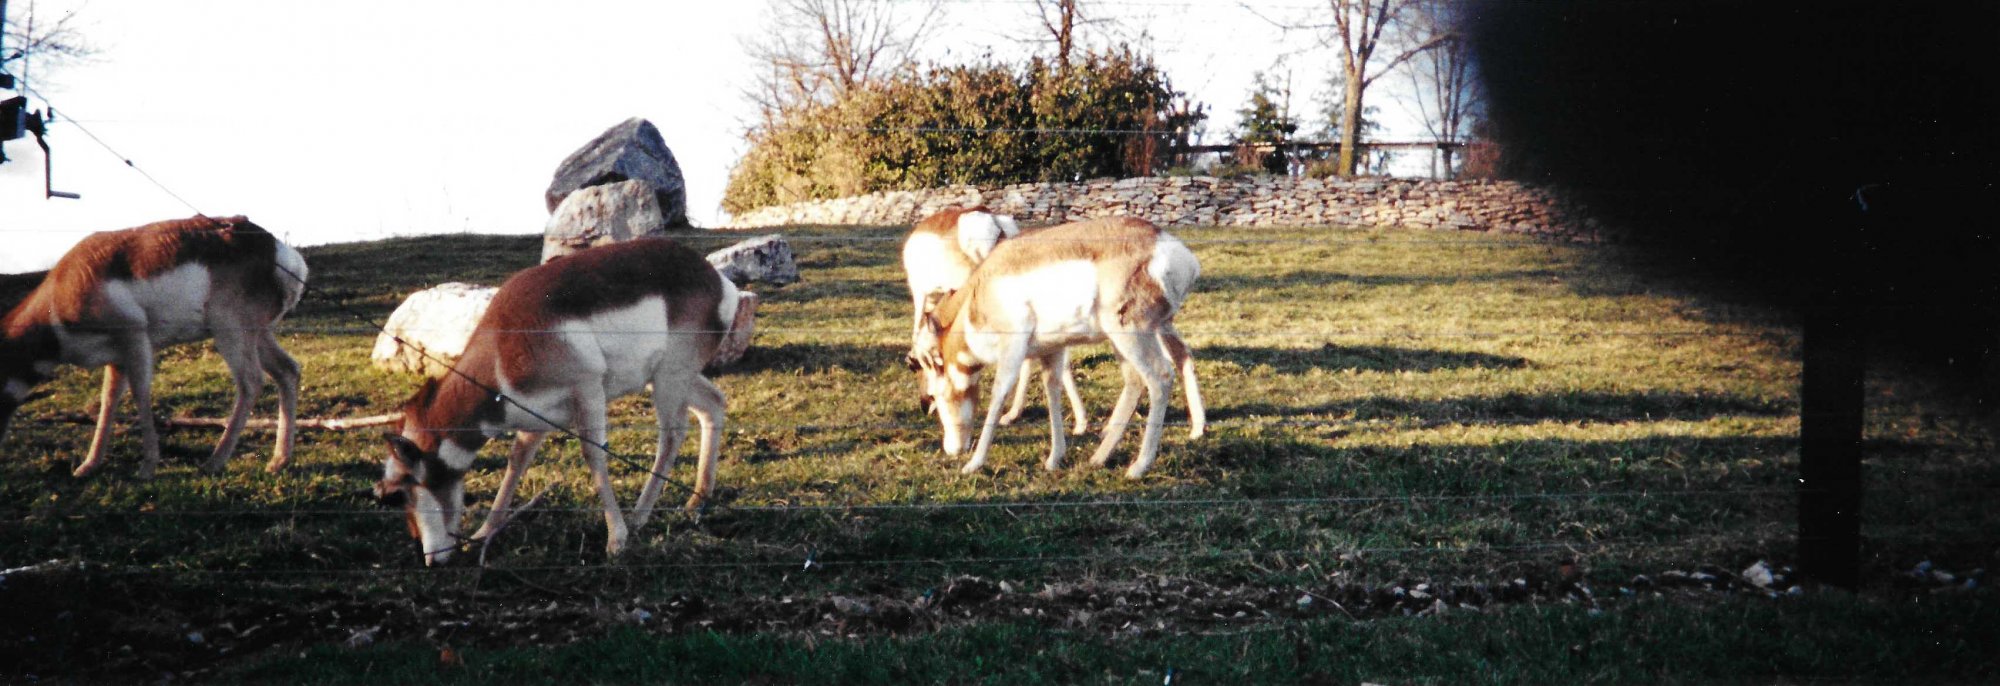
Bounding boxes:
[723,49,1202,213]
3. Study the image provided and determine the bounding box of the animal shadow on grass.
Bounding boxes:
[722,342,908,376]
[1220,390,1793,426]
[1207,343,1529,376]
[1197,269,1568,293]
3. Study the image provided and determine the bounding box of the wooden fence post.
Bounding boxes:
[1798,191,1869,588]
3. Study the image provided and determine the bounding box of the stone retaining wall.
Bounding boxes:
[723,177,1600,240]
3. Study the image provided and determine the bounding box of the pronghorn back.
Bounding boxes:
[930,217,1181,338]
[2,215,302,338]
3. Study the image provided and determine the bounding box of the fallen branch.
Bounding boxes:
[38,411,404,432]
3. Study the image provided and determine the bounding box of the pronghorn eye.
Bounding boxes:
[905,354,924,372]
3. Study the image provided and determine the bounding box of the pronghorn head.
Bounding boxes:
[907,291,976,455]
[0,356,56,445]
[377,394,472,566]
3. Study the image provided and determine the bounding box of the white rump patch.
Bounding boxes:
[955,211,1020,264]
[1148,233,1200,310]
[272,240,310,315]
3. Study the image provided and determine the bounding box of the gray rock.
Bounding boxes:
[542,180,671,263]
[545,118,688,227]
[705,235,799,285]
[370,283,498,377]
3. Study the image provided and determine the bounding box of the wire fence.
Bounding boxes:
[0,89,1987,596]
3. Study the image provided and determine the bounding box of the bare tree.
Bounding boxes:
[3,0,97,93]
[1396,0,1479,178]
[743,0,940,118]
[1320,0,1449,177]
[1027,0,1105,69]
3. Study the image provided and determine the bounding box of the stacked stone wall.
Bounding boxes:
[723,177,1600,240]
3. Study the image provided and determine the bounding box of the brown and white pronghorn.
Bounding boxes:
[908,217,1201,478]
[902,206,1087,432]
[0,215,306,479]
[903,207,1205,437]
[377,237,742,565]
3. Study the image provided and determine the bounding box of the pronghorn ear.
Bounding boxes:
[384,434,424,467]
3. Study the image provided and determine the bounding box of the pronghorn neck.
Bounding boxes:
[401,374,501,460]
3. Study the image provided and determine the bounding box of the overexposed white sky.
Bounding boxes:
[1,0,1430,273]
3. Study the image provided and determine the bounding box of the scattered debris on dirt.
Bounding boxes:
[0,557,1986,681]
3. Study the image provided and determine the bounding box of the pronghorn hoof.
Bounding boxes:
[1124,466,1150,479]
[959,463,983,475]
[1188,427,1206,440]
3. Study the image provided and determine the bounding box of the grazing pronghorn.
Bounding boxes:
[903,207,1205,437]
[0,215,306,479]
[377,238,742,565]
[902,206,1086,432]
[908,217,1201,478]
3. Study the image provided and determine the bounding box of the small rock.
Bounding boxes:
[830,596,873,616]
[706,235,799,286]
[344,626,380,649]
[1741,560,1775,588]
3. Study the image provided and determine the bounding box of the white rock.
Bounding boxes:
[370,282,498,377]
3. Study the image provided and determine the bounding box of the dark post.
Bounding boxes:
[1798,188,1870,588]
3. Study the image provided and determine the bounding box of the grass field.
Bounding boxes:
[1,225,1994,683]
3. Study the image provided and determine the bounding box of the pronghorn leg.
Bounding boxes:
[628,374,692,529]
[77,366,127,477]
[470,431,546,541]
[999,358,1036,426]
[680,376,726,512]
[572,383,629,557]
[1041,352,1069,471]
[202,325,264,474]
[964,334,1030,475]
[121,340,164,480]
[1056,349,1089,436]
[258,332,301,473]
[1088,364,1144,468]
[1161,322,1205,439]
[1111,331,1174,478]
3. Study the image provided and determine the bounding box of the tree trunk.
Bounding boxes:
[1337,69,1365,177]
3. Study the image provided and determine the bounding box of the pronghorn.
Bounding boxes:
[903,207,1205,437]
[377,237,743,565]
[0,215,306,479]
[901,206,1085,432]
[908,217,1201,478]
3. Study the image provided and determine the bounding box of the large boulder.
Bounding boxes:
[370,282,498,377]
[705,235,800,286]
[545,118,688,226]
[542,179,672,263]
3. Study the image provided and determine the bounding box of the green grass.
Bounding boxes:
[0,226,1993,683]
[226,593,2000,685]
